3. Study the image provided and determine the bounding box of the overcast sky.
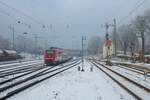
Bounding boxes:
[0,0,150,49]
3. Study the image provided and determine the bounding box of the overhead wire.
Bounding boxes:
[0,8,16,20]
[0,8,32,29]
[135,0,143,6]
[0,0,45,26]
[118,0,147,25]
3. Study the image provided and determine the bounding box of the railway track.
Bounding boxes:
[98,59,150,86]
[0,63,44,78]
[0,59,80,100]
[89,59,150,100]
[114,65,150,87]
[0,66,45,85]
[0,59,78,84]
[0,60,43,70]
[98,61,150,88]
[0,60,35,65]
[113,62,150,76]
[0,59,77,86]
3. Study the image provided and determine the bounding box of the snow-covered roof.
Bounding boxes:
[0,50,3,54]
[5,50,17,54]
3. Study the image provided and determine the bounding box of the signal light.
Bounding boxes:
[106,33,109,40]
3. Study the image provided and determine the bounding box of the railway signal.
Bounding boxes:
[104,22,113,66]
[103,19,117,56]
[106,33,109,40]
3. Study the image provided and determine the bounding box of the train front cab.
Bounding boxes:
[44,50,56,66]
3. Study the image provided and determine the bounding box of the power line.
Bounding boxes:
[0,9,32,29]
[118,0,147,25]
[0,8,17,21]
[0,0,44,25]
[135,0,143,6]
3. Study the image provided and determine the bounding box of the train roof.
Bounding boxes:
[45,47,71,53]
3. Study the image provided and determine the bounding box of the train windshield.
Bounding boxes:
[46,50,53,56]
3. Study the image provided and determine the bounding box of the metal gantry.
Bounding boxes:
[9,25,15,50]
[81,36,86,71]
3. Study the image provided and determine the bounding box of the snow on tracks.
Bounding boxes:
[8,60,134,100]
[90,60,150,100]
[0,59,80,99]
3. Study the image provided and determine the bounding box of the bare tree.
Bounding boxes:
[117,25,139,55]
[143,10,150,55]
[0,35,11,49]
[116,8,150,63]
[131,11,150,61]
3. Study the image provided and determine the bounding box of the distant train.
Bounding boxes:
[44,47,72,66]
[0,49,22,61]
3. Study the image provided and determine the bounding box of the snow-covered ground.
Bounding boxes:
[0,60,43,83]
[109,60,150,70]
[0,60,43,69]
[111,65,150,87]
[8,60,135,100]
[96,61,150,88]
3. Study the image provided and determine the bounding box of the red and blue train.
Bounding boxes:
[44,47,72,66]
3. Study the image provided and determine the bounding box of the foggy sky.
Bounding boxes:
[0,0,150,49]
